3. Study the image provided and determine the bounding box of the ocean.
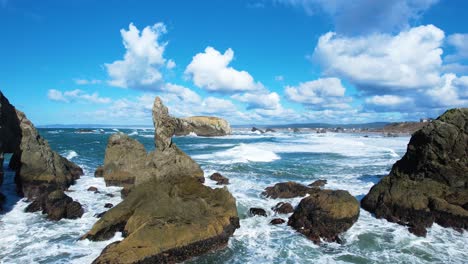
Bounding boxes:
[0,128,467,263]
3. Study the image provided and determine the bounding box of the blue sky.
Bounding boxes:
[1,0,467,125]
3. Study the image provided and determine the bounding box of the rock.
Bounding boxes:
[361,108,468,236]
[94,211,106,218]
[0,192,5,211]
[210,172,229,185]
[288,189,360,244]
[175,116,232,137]
[272,202,294,214]
[293,128,301,133]
[265,128,276,133]
[104,203,113,208]
[251,127,265,133]
[99,98,204,189]
[94,166,104,177]
[262,182,311,199]
[0,92,84,219]
[82,176,239,264]
[87,186,98,192]
[270,218,286,225]
[76,129,94,133]
[26,190,84,221]
[309,179,327,188]
[249,207,267,217]
[120,188,131,198]
[105,193,115,198]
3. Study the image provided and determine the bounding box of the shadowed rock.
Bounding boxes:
[288,189,359,244]
[25,190,84,220]
[361,108,468,236]
[0,92,83,219]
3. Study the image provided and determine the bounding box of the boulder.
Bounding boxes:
[100,97,204,189]
[262,182,311,199]
[94,166,104,177]
[309,179,327,188]
[209,172,229,185]
[87,186,98,192]
[361,108,468,236]
[25,190,84,221]
[249,207,267,217]
[251,127,265,134]
[270,218,286,225]
[175,116,232,137]
[0,92,83,218]
[272,202,294,214]
[82,176,239,264]
[288,189,359,244]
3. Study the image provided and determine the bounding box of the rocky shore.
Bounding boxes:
[362,108,468,236]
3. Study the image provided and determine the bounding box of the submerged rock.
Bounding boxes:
[270,218,286,225]
[288,189,359,244]
[82,177,239,264]
[262,181,311,199]
[361,108,468,236]
[175,116,232,137]
[272,202,294,214]
[210,172,229,185]
[249,207,267,217]
[0,92,83,218]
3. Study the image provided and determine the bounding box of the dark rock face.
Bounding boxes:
[83,97,240,264]
[309,179,327,188]
[251,127,265,133]
[0,92,83,218]
[361,108,468,236]
[249,207,267,217]
[263,182,311,199]
[270,218,286,225]
[288,189,359,244]
[210,172,229,185]
[272,202,294,214]
[104,203,113,209]
[83,177,239,264]
[25,190,84,221]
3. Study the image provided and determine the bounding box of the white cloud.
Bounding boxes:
[48,89,111,104]
[166,59,176,69]
[285,77,351,109]
[365,95,412,107]
[446,33,468,62]
[314,25,444,92]
[105,23,169,90]
[232,91,281,110]
[185,46,263,93]
[274,0,438,35]
[426,74,468,107]
[74,79,102,85]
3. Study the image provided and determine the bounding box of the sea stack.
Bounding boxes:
[361,108,468,236]
[82,97,239,263]
[0,92,84,219]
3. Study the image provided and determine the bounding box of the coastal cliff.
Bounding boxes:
[362,108,468,236]
[83,97,239,263]
[0,92,84,220]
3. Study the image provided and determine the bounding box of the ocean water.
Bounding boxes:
[0,129,467,263]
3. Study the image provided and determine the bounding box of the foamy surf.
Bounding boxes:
[194,143,280,163]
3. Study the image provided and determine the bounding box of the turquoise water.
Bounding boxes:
[0,128,467,263]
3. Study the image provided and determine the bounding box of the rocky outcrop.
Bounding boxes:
[361,108,468,236]
[0,92,83,218]
[175,116,231,137]
[82,176,239,264]
[83,97,240,263]
[262,181,312,199]
[25,190,84,221]
[288,189,359,244]
[210,172,229,185]
[100,98,204,190]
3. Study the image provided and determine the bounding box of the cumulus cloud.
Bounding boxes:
[365,95,412,106]
[74,79,102,85]
[426,74,468,107]
[105,23,169,90]
[285,77,351,109]
[446,33,468,62]
[48,89,111,104]
[314,25,444,93]
[185,47,263,93]
[232,91,281,110]
[274,0,438,35]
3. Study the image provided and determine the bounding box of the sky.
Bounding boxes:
[1,0,467,126]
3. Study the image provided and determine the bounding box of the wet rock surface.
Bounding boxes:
[209,172,229,185]
[249,207,267,217]
[263,181,312,199]
[272,202,294,214]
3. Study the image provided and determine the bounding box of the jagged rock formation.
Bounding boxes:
[99,97,204,190]
[0,92,83,219]
[361,108,468,236]
[83,97,240,263]
[288,189,359,244]
[175,116,231,137]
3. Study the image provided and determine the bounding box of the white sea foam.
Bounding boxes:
[128,131,138,136]
[194,143,280,164]
[63,150,78,160]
